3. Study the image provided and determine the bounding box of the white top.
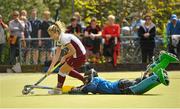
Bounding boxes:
[57,33,86,58]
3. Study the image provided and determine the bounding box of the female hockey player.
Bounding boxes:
[46,21,86,94]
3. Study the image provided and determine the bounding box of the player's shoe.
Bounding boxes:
[48,88,62,95]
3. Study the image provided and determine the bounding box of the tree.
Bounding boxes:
[145,0,177,35]
[0,0,178,64]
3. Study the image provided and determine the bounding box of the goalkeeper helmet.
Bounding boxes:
[84,68,98,84]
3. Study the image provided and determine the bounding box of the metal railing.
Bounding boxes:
[19,38,54,65]
[19,36,164,65]
[120,36,141,63]
[120,36,164,63]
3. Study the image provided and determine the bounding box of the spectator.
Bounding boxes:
[0,15,8,64]
[8,11,25,65]
[74,12,85,29]
[102,15,120,66]
[20,10,32,64]
[20,10,27,17]
[167,14,180,58]
[131,13,145,36]
[20,10,32,39]
[138,14,156,63]
[38,10,54,63]
[121,18,131,36]
[83,18,102,63]
[29,9,41,64]
[66,16,82,38]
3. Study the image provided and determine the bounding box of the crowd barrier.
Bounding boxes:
[19,36,164,65]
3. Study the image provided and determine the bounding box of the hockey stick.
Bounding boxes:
[24,85,74,94]
[22,62,64,95]
[24,85,57,90]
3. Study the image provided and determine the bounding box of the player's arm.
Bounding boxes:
[69,85,88,94]
[46,46,61,75]
[60,43,76,63]
[81,82,97,94]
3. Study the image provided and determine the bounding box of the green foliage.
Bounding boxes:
[0,0,179,64]
[0,0,47,22]
[145,0,178,35]
[0,43,10,64]
[0,0,178,28]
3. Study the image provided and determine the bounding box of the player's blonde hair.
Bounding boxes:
[48,21,66,35]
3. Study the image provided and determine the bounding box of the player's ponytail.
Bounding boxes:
[48,21,66,35]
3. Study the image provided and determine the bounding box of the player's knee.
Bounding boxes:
[134,78,142,84]
[119,79,135,89]
[58,71,66,77]
[60,63,72,74]
[120,88,134,95]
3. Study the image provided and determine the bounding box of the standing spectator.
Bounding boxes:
[102,15,120,66]
[20,10,32,64]
[20,10,32,39]
[167,14,180,58]
[8,11,25,65]
[131,13,145,36]
[29,9,41,64]
[0,15,8,64]
[83,18,102,63]
[66,16,82,38]
[138,14,156,63]
[38,10,54,63]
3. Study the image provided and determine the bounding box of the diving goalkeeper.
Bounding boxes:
[69,51,179,94]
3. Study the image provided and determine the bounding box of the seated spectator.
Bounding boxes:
[121,18,131,36]
[130,13,145,36]
[83,18,102,63]
[102,15,120,66]
[66,16,82,39]
[167,14,180,59]
[74,12,85,30]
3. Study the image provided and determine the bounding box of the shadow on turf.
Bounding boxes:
[136,94,161,96]
[17,93,161,97]
[17,94,86,97]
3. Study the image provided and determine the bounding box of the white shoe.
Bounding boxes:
[48,89,62,95]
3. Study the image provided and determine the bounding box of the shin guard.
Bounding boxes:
[129,73,160,94]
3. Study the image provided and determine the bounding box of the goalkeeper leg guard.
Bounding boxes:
[129,73,160,94]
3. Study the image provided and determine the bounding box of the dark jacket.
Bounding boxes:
[29,18,41,38]
[138,23,156,49]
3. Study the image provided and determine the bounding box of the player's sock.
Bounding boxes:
[129,73,160,94]
[69,70,84,82]
[57,73,66,88]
